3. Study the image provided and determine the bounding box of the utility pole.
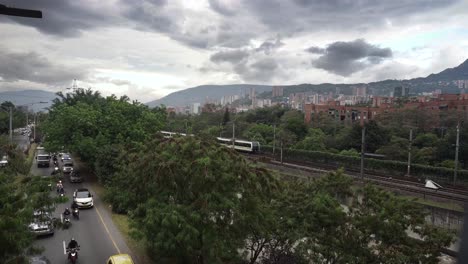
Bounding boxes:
[273,124,276,155]
[406,129,413,176]
[9,106,12,144]
[360,126,366,181]
[280,140,283,164]
[33,114,36,142]
[232,121,235,148]
[454,123,460,183]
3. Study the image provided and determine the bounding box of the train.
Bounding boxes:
[159,131,261,153]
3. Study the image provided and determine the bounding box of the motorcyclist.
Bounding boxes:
[56,181,63,192]
[71,201,79,210]
[68,237,79,249]
[67,238,79,259]
[63,208,71,218]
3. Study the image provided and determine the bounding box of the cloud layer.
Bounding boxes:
[0,0,467,101]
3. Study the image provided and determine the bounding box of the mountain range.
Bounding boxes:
[146,58,468,107]
[0,59,467,110]
[0,90,56,111]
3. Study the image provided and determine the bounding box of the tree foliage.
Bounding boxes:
[106,136,278,263]
[42,89,166,182]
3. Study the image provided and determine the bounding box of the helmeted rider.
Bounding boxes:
[67,238,79,259]
[56,180,63,191]
[63,208,71,218]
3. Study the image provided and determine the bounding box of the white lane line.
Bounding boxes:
[63,241,67,255]
[61,214,63,223]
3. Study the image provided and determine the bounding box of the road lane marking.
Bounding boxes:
[63,241,67,255]
[95,205,121,254]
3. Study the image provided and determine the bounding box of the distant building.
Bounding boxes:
[305,93,468,126]
[256,99,272,108]
[393,86,410,97]
[220,95,240,106]
[353,85,367,96]
[190,103,200,115]
[272,86,284,97]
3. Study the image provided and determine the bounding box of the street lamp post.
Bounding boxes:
[9,107,12,143]
[454,123,460,184]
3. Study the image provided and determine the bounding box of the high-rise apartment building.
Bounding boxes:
[272,86,284,97]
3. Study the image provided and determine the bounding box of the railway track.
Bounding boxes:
[243,153,468,203]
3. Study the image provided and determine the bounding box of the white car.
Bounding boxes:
[73,188,94,208]
[29,210,55,236]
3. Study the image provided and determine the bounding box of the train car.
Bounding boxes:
[159,131,260,153]
[160,131,192,138]
[216,137,260,153]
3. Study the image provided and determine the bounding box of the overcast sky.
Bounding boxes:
[1,0,468,102]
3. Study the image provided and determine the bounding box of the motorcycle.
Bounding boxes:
[72,208,79,220]
[63,215,71,229]
[57,187,65,197]
[51,166,60,175]
[67,246,80,264]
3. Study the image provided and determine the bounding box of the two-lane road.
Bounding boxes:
[30,146,134,263]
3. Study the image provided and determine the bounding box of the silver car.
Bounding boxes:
[29,211,55,236]
[62,160,74,174]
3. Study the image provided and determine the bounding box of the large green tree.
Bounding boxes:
[107,136,278,263]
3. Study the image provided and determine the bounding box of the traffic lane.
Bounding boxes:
[31,157,131,263]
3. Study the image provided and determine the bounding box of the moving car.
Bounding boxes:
[61,154,72,162]
[62,159,74,174]
[29,210,55,236]
[107,254,135,264]
[69,171,83,183]
[73,188,94,208]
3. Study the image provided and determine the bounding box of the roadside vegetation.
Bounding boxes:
[41,89,457,263]
[0,135,55,263]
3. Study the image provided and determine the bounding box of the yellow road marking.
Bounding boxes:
[95,205,121,254]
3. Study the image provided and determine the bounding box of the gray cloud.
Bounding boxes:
[234,57,280,82]
[210,50,249,64]
[208,0,236,16]
[311,39,392,76]
[0,48,89,85]
[255,38,284,55]
[242,0,459,34]
[305,46,325,54]
[121,0,178,34]
[0,0,117,37]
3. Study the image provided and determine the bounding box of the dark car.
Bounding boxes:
[69,171,83,183]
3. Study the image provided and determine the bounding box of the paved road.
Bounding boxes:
[29,141,134,263]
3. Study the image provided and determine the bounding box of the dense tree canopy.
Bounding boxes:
[42,89,166,182]
[106,136,278,263]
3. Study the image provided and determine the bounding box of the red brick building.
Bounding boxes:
[304,94,468,126]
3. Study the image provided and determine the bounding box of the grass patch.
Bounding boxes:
[111,213,151,264]
[412,197,464,213]
[25,143,37,168]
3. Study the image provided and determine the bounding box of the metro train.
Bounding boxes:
[159,131,260,153]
